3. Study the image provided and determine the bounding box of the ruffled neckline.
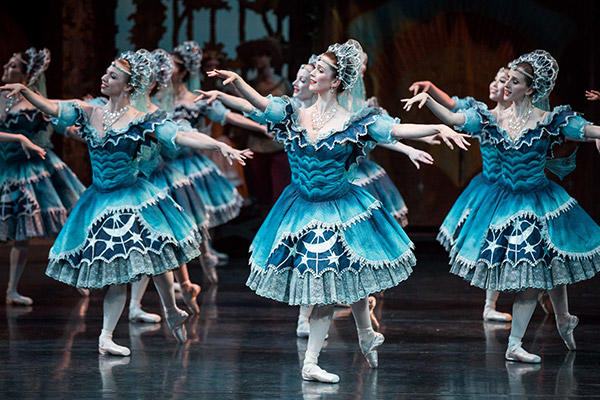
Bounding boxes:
[472,103,575,149]
[0,108,45,127]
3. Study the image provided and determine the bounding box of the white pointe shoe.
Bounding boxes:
[302,363,340,384]
[359,332,385,368]
[201,253,219,284]
[6,291,33,306]
[296,319,310,338]
[129,307,162,323]
[505,344,541,364]
[557,315,578,351]
[483,307,512,322]
[99,336,131,356]
[166,309,189,343]
[76,288,90,297]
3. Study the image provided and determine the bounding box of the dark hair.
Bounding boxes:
[171,53,189,82]
[321,52,344,93]
[516,62,534,87]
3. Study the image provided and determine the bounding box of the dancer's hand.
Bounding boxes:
[193,90,219,105]
[206,70,239,86]
[408,81,433,96]
[19,135,46,159]
[0,83,27,97]
[405,147,434,169]
[435,125,471,151]
[218,143,253,166]
[418,135,441,145]
[401,93,429,112]
[585,90,600,101]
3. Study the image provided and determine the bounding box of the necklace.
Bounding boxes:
[311,105,337,132]
[102,105,129,132]
[506,101,534,140]
[4,93,22,114]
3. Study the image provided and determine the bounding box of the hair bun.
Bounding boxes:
[23,47,51,86]
[508,50,559,105]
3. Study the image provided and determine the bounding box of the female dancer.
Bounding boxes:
[1,48,86,305]
[169,41,265,277]
[206,39,469,383]
[197,53,434,338]
[128,49,205,320]
[408,70,513,322]
[1,49,251,356]
[402,50,600,363]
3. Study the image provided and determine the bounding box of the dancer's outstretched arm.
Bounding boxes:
[378,142,434,169]
[205,70,269,111]
[1,83,59,116]
[408,81,457,110]
[401,92,466,127]
[390,122,470,151]
[194,90,255,114]
[174,130,253,165]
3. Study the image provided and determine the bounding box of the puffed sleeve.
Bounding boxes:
[262,95,289,124]
[452,96,477,112]
[366,114,399,144]
[454,106,485,134]
[204,100,231,124]
[154,119,180,150]
[559,114,590,141]
[56,101,83,126]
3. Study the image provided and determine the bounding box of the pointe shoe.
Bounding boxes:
[296,319,309,338]
[166,309,189,343]
[180,282,201,315]
[483,307,512,322]
[76,288,90,297]
[201,253,219,284]
[129,307,162,323]
[505,344,541,364]
[302,363,340,383]
[557,315,578,351]
[6,291,33,306]
[359,332,385,368]
[99,336,131,356]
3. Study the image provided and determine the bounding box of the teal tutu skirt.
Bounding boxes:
[0,150,85,241]
[246,184,415,305]
[438,175,600,291]
[169,150,243,228]
[46,179,202,289]
[353,159,408,226]
[148,159,209,233]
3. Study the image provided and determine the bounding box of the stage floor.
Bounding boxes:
[1,244,599,399]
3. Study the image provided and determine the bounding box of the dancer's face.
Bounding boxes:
[100,61,131,97]
[309,55,340,95]
[293,66,314,101]
[2,56,27,85]
[489,69,509,103]
[504,69,533,103]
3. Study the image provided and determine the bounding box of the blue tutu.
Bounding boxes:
[245,96,415,305]
[353,158,408,226]
[46,103,202,289]
[0,109,85,241]
[443,103,600,291]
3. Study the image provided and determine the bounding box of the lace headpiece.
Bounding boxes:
[319,39,363,90]
[151,49,175,88]
[14,47,51,87]
[508,50,559,105]
[173,40,203,77]
[116,49,154,105]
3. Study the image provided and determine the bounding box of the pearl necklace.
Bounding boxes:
[102,105,129,132]
[4,93,22,114]
[311,105,337,132]
[506,102,534,140]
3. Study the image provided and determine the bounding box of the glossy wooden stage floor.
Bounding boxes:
[1,243,599,399]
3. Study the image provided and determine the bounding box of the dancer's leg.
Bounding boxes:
[302,305,338,383]
[173,264,201,314]
[547,285,578,350]
[99,284,130,356]
[296,305,313,338]
[6,241,32,306]
[350,297,384,368]
[152,271,188,343]
[484,290,512,322]
[129,276,161,323]
[200,238,219,284]
[506,288,541,363]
